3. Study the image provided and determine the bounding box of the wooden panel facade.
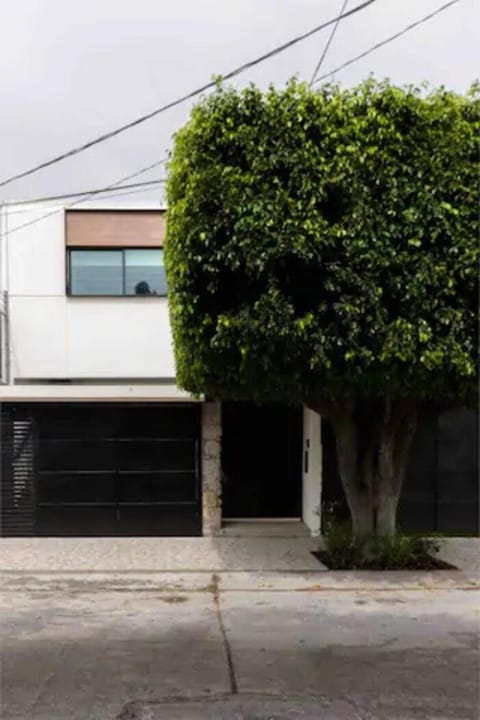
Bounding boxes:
[65,210,166,248]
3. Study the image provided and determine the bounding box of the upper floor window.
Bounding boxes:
[68,248,167,296]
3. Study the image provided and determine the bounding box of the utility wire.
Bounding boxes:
[78,183,166,204]
[5,178,167,210]
[3,183,167,215]
[310,0,349,86]
[1,0,463,237]
[313,0,462,85]
[0,158,167,238]
[55,183,167,205]
[0,0,375,191]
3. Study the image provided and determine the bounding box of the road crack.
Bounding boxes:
[212,573,238,694]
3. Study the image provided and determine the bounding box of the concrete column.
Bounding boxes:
[201,401,222,536]
[302,406,322,536]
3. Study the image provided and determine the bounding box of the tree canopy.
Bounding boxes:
[165,79,478,409]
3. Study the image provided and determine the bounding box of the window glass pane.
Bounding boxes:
[70,250,123,295]
[125,249,167,296]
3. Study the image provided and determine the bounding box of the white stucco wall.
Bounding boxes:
[302,406,322,535]
[0,203,176,385]
[66,299,175,378]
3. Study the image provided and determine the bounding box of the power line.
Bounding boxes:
[0,0,375,191]
[3,183,166,216]
[0,158,167,238]
[5,178,167,210]
[313,0,462,85]
[310,0,349,86]
[81,183,166,204]
[1,0,462,239]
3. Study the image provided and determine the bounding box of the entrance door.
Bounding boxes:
[221,403,302,518]
[35,403,201,536]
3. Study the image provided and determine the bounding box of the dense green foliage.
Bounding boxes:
[166,80,478,407]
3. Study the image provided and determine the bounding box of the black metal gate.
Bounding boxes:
[1,403,201,537]
[398,408,479,533]
[321,407,479,534]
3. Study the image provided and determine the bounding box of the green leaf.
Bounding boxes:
[165,78,479,406]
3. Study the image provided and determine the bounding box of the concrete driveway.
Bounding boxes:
[1,569,479,720]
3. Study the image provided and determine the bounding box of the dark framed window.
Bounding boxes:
[68,248,167,296]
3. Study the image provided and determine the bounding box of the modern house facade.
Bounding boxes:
[0,203,477,537]
[0,203,322,537]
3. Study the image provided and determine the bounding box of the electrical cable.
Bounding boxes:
[309,0,349,86]
[0,158,167,238]
[0,0,375,190]
[4,178,167,212]
[313,0,462,85]
[7,1,457,235]
[3,185,166,216]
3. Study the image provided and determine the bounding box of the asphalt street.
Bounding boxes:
[1,571,478,720]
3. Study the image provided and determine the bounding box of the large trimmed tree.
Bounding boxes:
[165,79,478,539]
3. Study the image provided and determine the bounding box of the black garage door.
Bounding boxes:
[1,403,201,536]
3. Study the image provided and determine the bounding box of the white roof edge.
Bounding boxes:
[0,384,200,402]
[68,202,168,211]
[1,201,167,211]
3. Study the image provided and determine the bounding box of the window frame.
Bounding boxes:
[67,247,166,298]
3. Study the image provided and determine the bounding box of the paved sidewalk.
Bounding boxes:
[0,536,323,572]
[1,535,478,574]
[435,537,480,573]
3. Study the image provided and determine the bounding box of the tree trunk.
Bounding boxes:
[308,397,418,541]
[349,489,375,537]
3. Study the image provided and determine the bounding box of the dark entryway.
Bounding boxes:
[221,402,302,518]
[0,403,201,536]
[321,408,479,534]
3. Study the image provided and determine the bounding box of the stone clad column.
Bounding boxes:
[201,402,222,535]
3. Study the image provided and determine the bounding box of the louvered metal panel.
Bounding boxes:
[35,403,201,536]
[1,405,35,536]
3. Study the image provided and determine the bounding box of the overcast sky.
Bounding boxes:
[0,0,478,205]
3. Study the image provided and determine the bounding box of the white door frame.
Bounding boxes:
[302,406,323,536]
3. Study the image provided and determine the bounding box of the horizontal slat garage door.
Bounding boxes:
[33,403,201,536]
